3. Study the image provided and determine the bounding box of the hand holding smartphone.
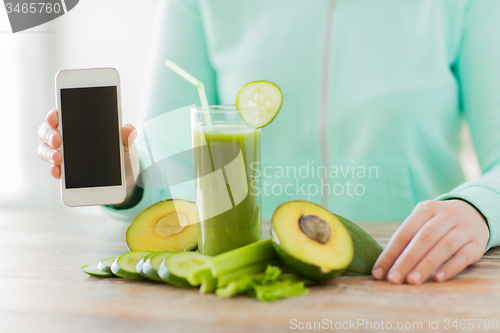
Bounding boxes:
[55,68,126,206]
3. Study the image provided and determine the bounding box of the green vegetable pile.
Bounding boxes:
[82,239,311,302]
[216,265,311,302]
[82,200,384,302]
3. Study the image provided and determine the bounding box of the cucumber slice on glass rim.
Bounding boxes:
[236,80,282,128]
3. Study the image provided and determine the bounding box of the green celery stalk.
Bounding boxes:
[215,282,239,298]
[216,259,282,288]
[216,276,253,298]
[199,270,217,294]
[252,280,309,302]
[187,266,210,286]
[207,239,278,277]
[215,265,311,302]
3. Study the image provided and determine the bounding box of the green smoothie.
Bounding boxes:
[193,125,261,255]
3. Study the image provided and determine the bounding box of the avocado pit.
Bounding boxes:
[155,212,188,237]
[299,215,331,244]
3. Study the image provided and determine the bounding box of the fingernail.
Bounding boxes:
[388,270,403,284]
[408,271,421,284]
[50,152,55,161]
[372,267,384,280]
[49,133,55,144]
[435,271,445,282]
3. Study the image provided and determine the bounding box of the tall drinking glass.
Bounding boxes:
[191,105,261,255]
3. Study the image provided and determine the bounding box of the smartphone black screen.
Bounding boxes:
[60,86,122,189]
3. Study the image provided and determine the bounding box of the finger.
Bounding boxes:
[123,126,140,187]
[38,121,62,148]
[406,227,470,285]
[50,165,61,179]
[433,242,483,283]
[372,201,436,280]
[46,108,59,129]
[122,124,137,148]
[37,143,63,165]
[387,216,456,284]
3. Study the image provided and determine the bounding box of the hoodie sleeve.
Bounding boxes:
[436,0,500,251]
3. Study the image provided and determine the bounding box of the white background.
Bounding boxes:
[0,0,159,211]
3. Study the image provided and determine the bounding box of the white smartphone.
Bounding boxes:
[55,68,126,206]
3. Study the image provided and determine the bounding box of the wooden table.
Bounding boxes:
[1,210,499,333]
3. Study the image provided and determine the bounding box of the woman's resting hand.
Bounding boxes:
[372,199,490,284]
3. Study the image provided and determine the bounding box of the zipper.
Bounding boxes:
[319,0,335,207]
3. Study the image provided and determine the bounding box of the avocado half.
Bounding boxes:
[126,199,198,252]
[271,200,354,282]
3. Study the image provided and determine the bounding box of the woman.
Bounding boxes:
[37,0,497,285]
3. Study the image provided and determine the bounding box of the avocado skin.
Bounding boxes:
[335,214,383,275]
[270,228,346,282]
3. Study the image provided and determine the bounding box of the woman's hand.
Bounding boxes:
[37,108,64,178]
[37,108,140,204]
[372,199,489,284]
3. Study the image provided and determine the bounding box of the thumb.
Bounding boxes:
[122,124,137,147]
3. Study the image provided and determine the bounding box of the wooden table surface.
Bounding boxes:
[2,209,500,333]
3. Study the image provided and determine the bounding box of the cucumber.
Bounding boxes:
[111,251,152,280]
[157,252,211,288]
[141,251,175,282]
[81,263,114,278]
[236,80,282,128]
[98,257,117,273]
[135,253,156,277]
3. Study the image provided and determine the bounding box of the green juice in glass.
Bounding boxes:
[193,123,261,256]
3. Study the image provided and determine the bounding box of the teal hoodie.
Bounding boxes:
[105,0,500,251]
